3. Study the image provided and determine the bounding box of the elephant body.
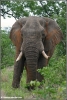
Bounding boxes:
[10,16,63,89]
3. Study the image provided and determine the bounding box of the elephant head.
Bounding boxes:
[10,16,63,89]
[16,17,49,61]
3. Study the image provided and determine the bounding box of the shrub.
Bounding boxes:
[1,30,15,69]
[35,55,66,100]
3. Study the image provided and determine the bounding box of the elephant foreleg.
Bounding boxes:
[37,54,49,82]
[12,55,25,88]
[37,49,55,82]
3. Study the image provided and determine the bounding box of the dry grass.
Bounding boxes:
[1,74,8,82]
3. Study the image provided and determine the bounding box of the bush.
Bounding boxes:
[34,55,66,100]
[1,30,15,69]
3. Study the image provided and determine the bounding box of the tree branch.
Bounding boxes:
[1,8,15,19]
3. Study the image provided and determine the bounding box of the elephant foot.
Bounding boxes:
[12,82,20,88]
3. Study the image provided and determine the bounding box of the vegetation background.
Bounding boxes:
[1,0,66,100]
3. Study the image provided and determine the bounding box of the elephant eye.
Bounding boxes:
[21,28,25,36]
[42,33,45,42]
[42,33,45,37]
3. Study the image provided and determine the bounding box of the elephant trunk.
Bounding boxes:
[24,42,39,82]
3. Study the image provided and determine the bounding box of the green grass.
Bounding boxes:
[1,66,32,99]
[1,66,41,99]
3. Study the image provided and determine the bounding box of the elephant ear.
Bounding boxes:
[42,17,63,53]
[9,18,27,48]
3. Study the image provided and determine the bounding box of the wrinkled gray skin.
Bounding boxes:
[10,16,63,89]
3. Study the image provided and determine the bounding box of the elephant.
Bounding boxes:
[10,16,63,89]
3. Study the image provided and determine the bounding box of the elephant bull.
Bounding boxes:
[10,16,63,89]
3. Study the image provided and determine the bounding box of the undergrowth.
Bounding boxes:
[1,55,66,100]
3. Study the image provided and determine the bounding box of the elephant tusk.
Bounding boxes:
[16,52,22,62]
[42,51,49,59]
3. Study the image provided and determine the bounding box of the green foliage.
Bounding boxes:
[1,30,15,69]
[30,80,40,87]
[1,1,66,18]
[26,80,40,88]
[56,2,66,55]
[36,55,66,100]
